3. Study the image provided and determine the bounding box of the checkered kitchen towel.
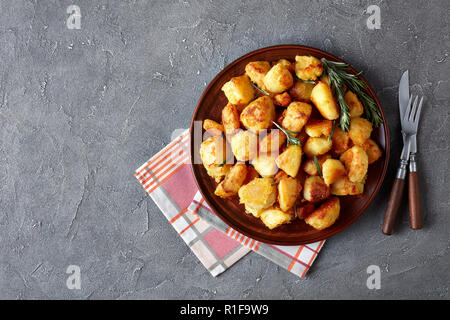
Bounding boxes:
[135,129,325,277]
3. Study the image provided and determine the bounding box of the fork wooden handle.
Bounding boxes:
[382,177,406,235]
[408,154,422,229]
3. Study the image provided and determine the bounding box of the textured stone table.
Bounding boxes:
[0,0,448,299]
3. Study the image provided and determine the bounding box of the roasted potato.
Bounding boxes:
[251,154,278,177]
[243,165,260,185]
[245,61,271,90]
[273,92,291,107]
[310,81,340,120]
[230,130,258,161]
[263,63,294,94]
[330,176,364,196]
[221,74,255,107]
[221,103,241,137]
[203,119,224,136]
[303,154,331,176]
[259,130,286,154]
[361,138,382,164]
[278,177,301,212]
[305,197,340,230]
[322,159,346,186]
[303,137,332,158]
[320,74,330,86]
[349,117,373,146]
[294,55,323,81]
[276,145,302,177]
[200,135,229,166]
[205,164,232,183]
[240,96,275,133]
[340,146,369,183]
[344,91,364,117]
[260,207,293,230]
[296,202,316,219]
[331,127,352,155]
[215,163,247,198]
[273,59,295,73]
[289,81,315,102]
[303,176,330,203]
[281,101,312,132]
[238,177,277,217]
[273,170,288,185]
[305,119,333,137]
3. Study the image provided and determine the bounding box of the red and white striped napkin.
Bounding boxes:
[135,130,325,277]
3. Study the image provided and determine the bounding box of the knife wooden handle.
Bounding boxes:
[382,178,406,235]
[408,155,422,229]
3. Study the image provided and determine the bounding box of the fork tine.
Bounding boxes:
[414,96,424,125]
[403,95,413,123]
[409,95,419,122]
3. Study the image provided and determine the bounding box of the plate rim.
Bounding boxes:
[189,44,390,245]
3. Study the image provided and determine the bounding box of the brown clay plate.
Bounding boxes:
[189,45,390,245]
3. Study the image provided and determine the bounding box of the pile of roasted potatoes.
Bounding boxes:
[199,55,382,231]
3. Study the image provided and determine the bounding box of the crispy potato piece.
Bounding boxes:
[203,119,224,136]
[296,202,315,219]
[240,96,275,133]
[340,146,369,183]
[305,197,340,230]
[204,164,231,183]
[320,74,330,86]
[273,170,288,185]
[273,92,291,107]
[330,176,364,196]
[245,61,271,90]
[276,145,302,177]
[230,130,258,162]
[344,91,364,117]
[294,56,323,81]
[303,137,332,158]
[303,176,330,203]
[273,59,295,73]
[278,177,301,212]
[260,207,293,230]
[361,138,382,164]
[322,159,346,186]
[331,127,352,155]
[259,130,286,154]
[281,101,312,132]
[222,103,240,136]
[310,81,340,120]
[305,119,332,137]
[243,165,260,185]
[238,177,277,217]
[200,135,229,166]
[289,81,315,102]
[221,74,255,107]
[251,154,278,177]
[349,117,373,146]
[263,64,294,94]
[215,163,247,198]
[302,154,331,176]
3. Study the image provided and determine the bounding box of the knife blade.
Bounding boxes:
[399,70,409,127]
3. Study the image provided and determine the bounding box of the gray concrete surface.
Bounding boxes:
[0,0,448,299]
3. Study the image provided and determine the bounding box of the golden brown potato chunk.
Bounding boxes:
[303,176,330,203]
[259,130,286,154]
[320,74,330,86]
[305,119,333,137]
[222,103,240,137]
[322,159,346,186]
[330,176,364,196]
[349,117,373,146]
[331,127,352,155]
[305,197,340,230]
[221,74,255,107]
[303,154,331,176]
[205,164,232,183]
[215,163,247,198]
[281,101,312,132]
[243,165,260,185]
[238,177,277,217]
[303,137,332,158]
[340,146,369,183]
[361,138,382,164]
[245,61,271,90]
[344,91,364,117]
[251,154,278,177]
[310,81,340,120]
[278,177,301,212]
[296,202,316,219]
[260,207,293,230]
[294,56,323,81]
[263,64,294,94]
[273,92,292,107]
[289,81,315,102]
[200,135,229,166]
[240,96,275,133]
[203,119,224,136]
[230,130,258,162]
[273,59,295,73]
[276,145,302,177]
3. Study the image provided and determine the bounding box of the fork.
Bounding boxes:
[382,95,424,234]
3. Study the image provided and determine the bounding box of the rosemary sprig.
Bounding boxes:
[271,121,301,146]
[314,155,322,177]
[251,83,270,96]
[320,58,383,130]
[328,120,336,141]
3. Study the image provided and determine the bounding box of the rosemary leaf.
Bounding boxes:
[328,120,336,141]
[271,121,301,147]
[314,155,322,177]
[251,83,270,96]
